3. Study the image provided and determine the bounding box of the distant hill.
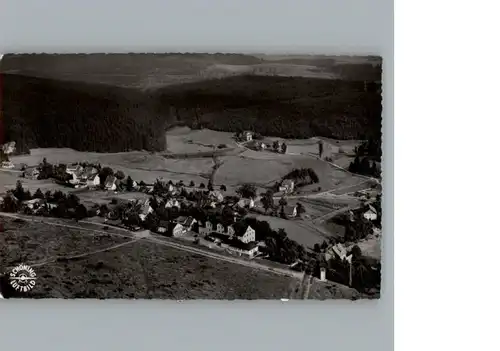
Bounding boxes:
[1,53,382,89]
[1,72,382,153]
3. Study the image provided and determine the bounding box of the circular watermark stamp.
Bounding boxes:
[9,264,37,293]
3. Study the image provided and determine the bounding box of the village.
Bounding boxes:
[0,131,381,295]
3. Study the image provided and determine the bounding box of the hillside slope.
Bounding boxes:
[1,53,381,88]
[1,73,166,153]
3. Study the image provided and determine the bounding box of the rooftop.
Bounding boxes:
[209,232,257,251]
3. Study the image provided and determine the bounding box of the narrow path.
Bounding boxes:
[21,239,140,269]
[209,155,223,185]
[301,274,314,299]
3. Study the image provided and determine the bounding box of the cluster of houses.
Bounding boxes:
[20,161,141,192]
[174,216,259,257]
[248,139,288,154]
[105,200,261,257]
[65,164,101,189]
[23,166,40,180]
[347,204,378,222]
[0,194,59,215]
[237,131,288,154]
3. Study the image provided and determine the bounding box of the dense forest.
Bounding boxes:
[1,74,167,153]
[2,72,382,153]
[155,75,382,140]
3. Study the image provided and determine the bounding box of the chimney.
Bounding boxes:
[320,268,326,282]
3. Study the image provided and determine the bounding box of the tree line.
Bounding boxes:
[282,168,319,186]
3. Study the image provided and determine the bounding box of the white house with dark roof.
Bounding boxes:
[80,166,98,181]
[138,199,153,221]
[226,241,259,257]
[166,183,175,193]
[104,175,117,191]
[241,131,253,142]
[209,190,224,203]
[198,221,213,235]
[363,205,377,221]
[164,199,180,209]
[235,225,255,244]
[172,223,187,237]
[176,216,197,231]
[86,173,100,187]
[216,223,225,234]
[325,243,352,264]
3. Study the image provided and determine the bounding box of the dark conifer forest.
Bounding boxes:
[2,72,382,153]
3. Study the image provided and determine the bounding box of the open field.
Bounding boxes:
[216,154,289,188]
[165,127,239,154]
[216,147,366,194]
[322,221,347,239]
[253,215,331,248]
[18,238,301,299]
[307,280,362,300]
[0,217,306,299]
[348,235,382,261]
[291,156,367,194]
[0,218,131,270]
[298,197,358,220]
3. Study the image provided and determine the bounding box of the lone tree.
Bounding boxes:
[199,183,205,189]
[318,141,324,158]
[115,170,125,180]
[13,180,26,201]
[278,197,287,212]
[189,181,195,187]
[261,190,275,214]
[75,204,88,221]
[125,176,135,191]
[296,202,305,216]
[33,188,44,199]
[282,143,288,154]
[220,184,227,191]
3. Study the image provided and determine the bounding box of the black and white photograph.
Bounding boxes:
[0,53,382,300]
